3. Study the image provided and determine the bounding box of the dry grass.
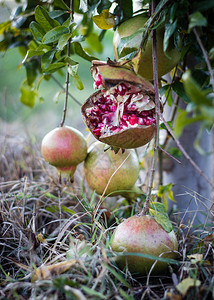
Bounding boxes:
[0,129,213,300]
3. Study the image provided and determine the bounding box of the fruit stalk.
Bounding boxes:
[60,0,74,127]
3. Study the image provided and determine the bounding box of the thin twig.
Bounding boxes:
[51,75,82,106]
[193,28,214,91]
[158,111,214,188]
[140,0,159,216]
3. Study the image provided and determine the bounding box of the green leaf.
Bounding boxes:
[22,49,45,64]
[171,81,191,103]
[19,80,37,108]
[42,62,66,74]
[149,202,173,233]
[35,6,60,32]
[24,61,37,85]
[188,11,207,32]
[93,9,115,30]
[81,286,106,299]
[42,26,69,44]
[57,33,71,50]
[182,71,212,106]
[0,20,11,35]
[73,42,97,62]
[41,50,56,70]
[64,56,78,66]
[30,21,46,43]
[174,110,204,137]
[104,264,131,288]
[54,0,70,10]
[85,32,103,53]
[71,74,84,90]
[163,21,177,53]
[49,10,68,19]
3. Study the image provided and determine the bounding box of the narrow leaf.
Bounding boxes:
[188,11,207,32]
[73,42,97,62]
[22,49,45,64]
[24,61,37,85]
[182,70,212,106]
[42,62,66,74]
[42,50,56,70]
[30,21,46,43]
[35,6,60,32]
[42,26,69,44]
[171,81,190,103]
[57,33,71,50]
[163,21,177,53]
[54,0,70,10]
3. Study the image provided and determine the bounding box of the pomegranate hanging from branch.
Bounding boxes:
[81,60,162,149]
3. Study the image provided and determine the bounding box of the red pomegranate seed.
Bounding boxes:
[129,114,138,125]
[93,128,101,136]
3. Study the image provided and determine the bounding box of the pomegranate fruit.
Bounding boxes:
[111,215,178,275]
[113,14,181,81]
[81,60,158,149]
[41,126,87,179]
[84,141,140,196]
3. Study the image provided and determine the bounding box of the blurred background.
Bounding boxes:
[0,0,114,142]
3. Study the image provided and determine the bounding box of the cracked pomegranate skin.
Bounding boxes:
[111,215,178,275]
[84,142,140,196]
[113,14,181,81]
[41,126,87,169]
[81,62,158,149]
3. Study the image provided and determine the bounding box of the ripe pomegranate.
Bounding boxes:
[81,60,159,149]
[84,141,140,196]
[111,215,178,275]
[41,126,87,179]
[113,14,181,81]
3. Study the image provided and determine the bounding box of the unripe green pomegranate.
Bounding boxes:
[111,215,178,275]
[41,126,87,179]
[83,141,140,196]
[113,14,181,81]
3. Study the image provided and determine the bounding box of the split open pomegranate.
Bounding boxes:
[81,60,159,149]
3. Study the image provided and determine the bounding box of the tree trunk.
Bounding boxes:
[163,107,213,225]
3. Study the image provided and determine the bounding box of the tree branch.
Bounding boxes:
[59,0,74,127]
[158,111,214,188]
[193,28,214,91]
[139,0,160,216]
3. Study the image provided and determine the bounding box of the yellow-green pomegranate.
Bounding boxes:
[84,141,140,196]
[113,14,181,81]
[111,215,178,275]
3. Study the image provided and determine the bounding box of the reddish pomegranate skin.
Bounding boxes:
[81,61,159,149]
[41,126,87,175]
[111,215,178,275]
[84,142,140,196]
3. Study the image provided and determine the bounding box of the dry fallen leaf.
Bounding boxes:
[176,277,201,296]
[32,259,77,281]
